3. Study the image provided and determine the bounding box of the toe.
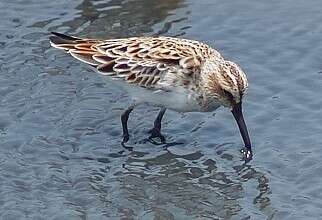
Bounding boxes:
[148,128,166,143]
[122,135,129,143]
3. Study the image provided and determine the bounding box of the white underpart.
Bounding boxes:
[125,81,222,112]
[91,66,200,112]
[125,83,203,112]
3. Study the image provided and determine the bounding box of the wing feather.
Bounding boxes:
[49,32,220,89]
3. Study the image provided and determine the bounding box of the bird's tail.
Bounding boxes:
[49,32,82,50]
[49,32,103,66]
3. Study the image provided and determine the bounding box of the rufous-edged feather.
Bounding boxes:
[49,32,222,89]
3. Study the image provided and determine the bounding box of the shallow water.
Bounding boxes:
[1,0,322,219]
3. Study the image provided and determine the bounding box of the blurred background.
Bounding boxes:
[0,0,322,219]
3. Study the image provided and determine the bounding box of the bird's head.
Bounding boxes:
[209,60,248,109]
[202,59,252,161]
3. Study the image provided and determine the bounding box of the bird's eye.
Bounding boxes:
[223,90,234,102]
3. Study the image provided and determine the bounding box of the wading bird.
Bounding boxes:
[50,32,253,161]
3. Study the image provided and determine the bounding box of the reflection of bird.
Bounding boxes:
[50,32,253,161]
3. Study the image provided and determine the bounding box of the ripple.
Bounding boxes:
[1,0,322,219]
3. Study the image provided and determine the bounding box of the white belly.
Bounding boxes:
[101,76,221,112]
[136,88,202,112]
[119,82,219,112]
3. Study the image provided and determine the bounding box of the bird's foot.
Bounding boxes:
[148,128,166,143]
[122,134,129,144]
[241,148,253,163]
[121,134,133,151]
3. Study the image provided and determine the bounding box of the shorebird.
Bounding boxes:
[49,32,253,161]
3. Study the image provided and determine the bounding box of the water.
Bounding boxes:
[1,0,322,219]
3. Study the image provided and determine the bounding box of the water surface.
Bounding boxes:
[1,0,322,219]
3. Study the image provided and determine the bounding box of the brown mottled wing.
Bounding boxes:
[49,32,215,88]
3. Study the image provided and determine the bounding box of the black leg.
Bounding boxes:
[121,106,134,143]
[149,107,166,142]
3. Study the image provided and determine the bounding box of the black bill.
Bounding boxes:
[231,102,253,161]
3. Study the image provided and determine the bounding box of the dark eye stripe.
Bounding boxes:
[223,90,234,102]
